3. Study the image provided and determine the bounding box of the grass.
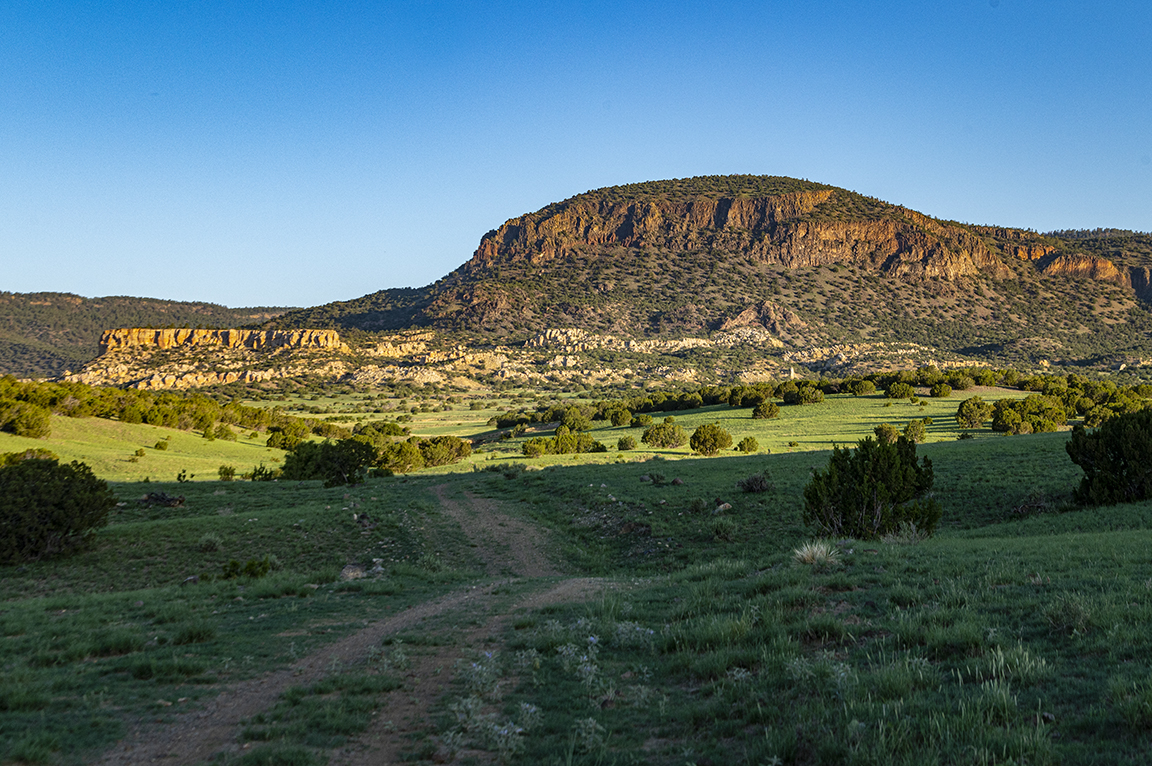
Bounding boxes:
[6,387,1152,764]
[0,416,288,482]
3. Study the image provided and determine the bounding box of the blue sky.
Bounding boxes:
[2,1,1149,307]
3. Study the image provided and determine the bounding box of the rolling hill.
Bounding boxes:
[0,293,293,378]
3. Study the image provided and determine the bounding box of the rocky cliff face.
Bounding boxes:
[99,328,346,354]
[68,328,349,389]
[466,189,1008,281]
[1040,254,1128,286]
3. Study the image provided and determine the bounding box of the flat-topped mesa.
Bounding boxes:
[465,186,1009,281]
[99,328,346,354]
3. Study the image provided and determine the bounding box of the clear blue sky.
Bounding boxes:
[2,1,1149,308]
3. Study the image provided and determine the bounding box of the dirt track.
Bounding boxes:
[98,485,600,765]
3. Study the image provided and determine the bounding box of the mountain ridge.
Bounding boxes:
[7,176,1152,381]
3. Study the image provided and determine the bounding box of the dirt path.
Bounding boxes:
[97,482,588,765]
[330,577,604,766]
[431,485,558,578]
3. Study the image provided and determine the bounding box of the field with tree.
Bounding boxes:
[3,369,1152,764]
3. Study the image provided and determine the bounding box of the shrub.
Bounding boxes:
[213,424,238,442]
[903,419,926,444]
[955,396,993,428]
[522,438,548,458]
[154,440,169,451]
[609,409,632,427]
[631,413,654,428]
[845,379,876,396]
[690,423,733,456]
[419,435,472,467]
[641,419,687,449]
[752,400,780,419]
[0,400,51,438]
[736,436,758,454]
[0,458,117,564]
[802,436,941,540]
[218,465,236,481]
[248,463,279,481]
[377,440,425,474]
[0,448,59,466]
[949,375,976,391]
[737,472,772,493]
[1066,409,1152,505]
[885,382,915,400]
[617,435,637,451]
[783,384,823,405]
[874,423,899,445]
[992,395,1066,434]
[282,439,377,486]
[929,383,953,398]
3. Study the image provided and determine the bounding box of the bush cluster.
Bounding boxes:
[522,426,604,457]
[0,456,117,564]
[1066,409,1152,505]
[641,419,687,449]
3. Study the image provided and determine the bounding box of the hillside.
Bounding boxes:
[0,292,293,378]
[268,175,1152,370]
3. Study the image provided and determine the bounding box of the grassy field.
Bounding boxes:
[0,417,288,483]
[6,386,1152,764]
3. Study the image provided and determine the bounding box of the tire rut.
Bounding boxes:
[97,482,582,765]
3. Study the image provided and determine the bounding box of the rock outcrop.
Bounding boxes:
[99,328,347,354]
[1040,255,1127,286]
[466,189,1009,281]
[67,328,349,389]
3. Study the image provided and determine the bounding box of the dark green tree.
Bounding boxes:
[690,423,733,456]
[0,458,117,563]
[736,436,759,454]
[753,400,780,419]
[641,418,688,448]
[886,382,916,400]
[1066,409,1152,505]
[955,396,993,428]
[802,436,941,540]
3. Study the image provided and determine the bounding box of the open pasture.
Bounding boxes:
[5,387,1152,765]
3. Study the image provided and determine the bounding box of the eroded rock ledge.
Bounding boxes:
[99,328,347,354]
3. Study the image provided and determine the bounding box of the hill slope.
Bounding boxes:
[0,293,293,378]
[270,175,1152,368]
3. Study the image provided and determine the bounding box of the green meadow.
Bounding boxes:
[4,386,1152,764]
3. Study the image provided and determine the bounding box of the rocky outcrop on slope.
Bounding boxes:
[67,328,349,389]
[1040,254,1128,286]
[466,190,1009,281]
[98,328,346,354]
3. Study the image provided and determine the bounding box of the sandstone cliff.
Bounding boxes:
[99,328,347,354]
[67,328,349,389]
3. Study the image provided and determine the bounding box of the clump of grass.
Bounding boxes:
[1044,592,1092,635]
[736,472,772,493]
[711,517,738,542]
[172,622,216,645]
[971,644,1052,685]
[1110,673,1152,731]
[792,540,840,568]
[880,521,931,545]
[197,531,223,552]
